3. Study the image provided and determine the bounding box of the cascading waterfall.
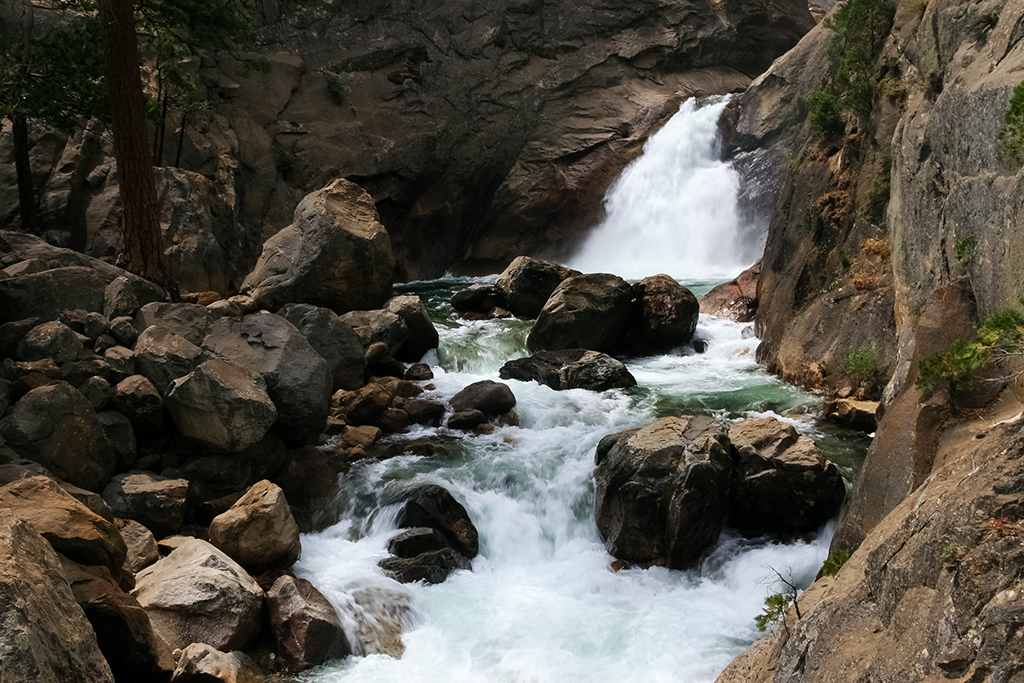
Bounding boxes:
[567,97,761,280]
[292,100,867,683]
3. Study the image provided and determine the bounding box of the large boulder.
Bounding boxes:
[450,284,506,315]
[594,416,732,569]
[132,538,264,652]
[16,320,83,363]
[208,480,301,575]
[241,179,396,314]
[203,312,332,444]
[0,382,115,491]
[111,375,165,433]
[527,273,633,353]
[699,260,760,322]
[133,302,213,346]
[339,309,409,360]
[267,575,350,672]
[449,380,516,416]
[499,349,637,391]
[102,472,190,539]
[630,274,700,353]
[165,359,278,453]
[393,484,479,559]
[278,303,366,391]
[134,326,204,394]
[494,256,581,318]
[727,417,845,532]
[103,275,168,321]
[384,295,439,362]
[0,266,109,324]
[0,509,115,683]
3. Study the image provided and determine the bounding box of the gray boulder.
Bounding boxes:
[0,266,109,324]
[450,380,516,416]
[499,349,636,391]
[102,472,190,539]
[393,484,479,559]
[132,538,264,652]
[97,410,137,469]
[103,275,167,320]
[208,480,301,575]
[133,302,212,346]
[339,309,409,360]
[267,575,350,672]
[0,382,115,491]
[165,359,277,453]
[203,312,332,444]
[134,326,204,394]
[495,256,581,318]
[117,518,160,573]
[630,274,700,353]
[527,273,633,353]
[385,295,439,362]
[278,303,366,391]
[241,178,396,314]
[594,416,732,569]
[16,320,83,363]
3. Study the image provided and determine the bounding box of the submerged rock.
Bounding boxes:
[450,380,517,416]
[699,260,760,323]
[393,484,479,559]
[378,548,471,585]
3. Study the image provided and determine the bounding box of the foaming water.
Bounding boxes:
[292,279,856,683]
[567,98,758,281]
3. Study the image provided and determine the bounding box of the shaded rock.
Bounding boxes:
[495,256,581,318]
[379,548,471,584]
[273,447,340,531]
[267,575,350,672]
[451,284,505,314]
[62,360,112,391]
[0,382,115,491]
[203,312,331,444]
[83,312,110,340]
[17,320,83,363]
[527,273,633,353]
[375,406,411,434]
[102,345,136,383]
[133,302,212,346]
[0,508,115,683]
[447,409,490,431]
[0,266,110,324]
[134,326,205,394]
[170,642,262,683]
[165,359,277,453]
[385,295,439,362]
[0,317,40,357]
[97,410,137,469]
[117,518,160,573]
[278,303,367,391]
[631,274,700,353]
[393,484,478,559]
[108,315,139,347]
[0,476,127,575]
[699,260,760,322]
[0,461,115,522]
[3,258,48,277]
[825,397,879,433]
[499,349,636,391]
[594,416,732,569]
[208,480,301,575]
[112,374,165,433]
[405,399,446,427]
[387,527,450,558]
[450,380,516,416]
[339,309,409,359]
[103,275,167,321]
[727,417,845,532]
[339,425,382,450]
[335,382,396,426]
[241,179,396,314]
[404,363,434,381]
[60,556,175,682]
[102,472,190,539]
[132,538,264,652]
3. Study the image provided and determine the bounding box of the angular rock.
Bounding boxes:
[378,548,471,584]
[165,359,277,453]
[17,320,83,363]
[404,363,434,381]
[241,179,396,314]
[83,312,110,340]
[103,345,136,383]
[447,409,490,431]
[202,312,331,444]
[825,398,879,433]
[384,295,439,362]
[62,359,112,390]
[594,416,732,569]
[630,274,700,353]
[387,527,450,558]
[97,410,137,469]
[267,575,350,672]
[134,326,204,394]
[527,273,633,353]
[108,316,139,347]
[699,260,760,322]
[0,509,115,683]
[393,484,478,559]
[450,380,516,416]
[451,284,506,314]
[102,472,190,539]
[0,382,115,491]
[339,309,409,359]
[103,275,168,320]
[278,303,367,391]
[0,266,110,324]
[727,417,845,532]
[133,302,212,346]
[208,480,301,575]
[499,349,637,391]
[335,382,395,426]
[132,538,264,652]
[118,518,160,573]
[112,374,165,433]
[0,476,127,575]
[495,256,581,318]
[405,399,446,427]
[170,642,262,683]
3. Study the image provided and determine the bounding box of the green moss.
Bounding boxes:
[916,305,1024,394]
[968,5,1002,45]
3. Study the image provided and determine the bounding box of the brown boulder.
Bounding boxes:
[494,256,581,318]
[170,643,262,683]
[267,575,350,672]
[208,480,301,575]
[631,274,700,353]
[527,273,633,353]
[102,472,190,539]
[699,260,761,322]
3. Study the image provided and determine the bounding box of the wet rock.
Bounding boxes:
[385,295,439,362]
[0,509,115,682]
[335,382,396,426]
[208,480,301,575]
[102,472,190,539]
[267,575,350,672]
[378,548,471,584]
[404,363,434,381]
[527,273,633,353]
[405,399,446,427]
[278,303,367,391]
[727,417,845,532]
[630,274,700,353]
[0,382,115,491]
[499,349,636,391]
[112,374,165,433]
[134,326,204,394]
[241,178,396,314]
[450,380,516,416]
[699,260,760,323]
[132,538,264,652]
[451,284,506,315]
[393,484,479,559]
[165,359,277,453]
[17,320,83,363]
[594,416,732,569]
[387,527,450,557]
[447,409,490,431]
[170,642,262,683]
[495,257,581,318]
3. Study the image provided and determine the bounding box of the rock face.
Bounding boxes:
[241,179,395,313]
[528,273,634,353]
[727,418,845,533]
[208,480,301,575]
[132,538,264,652]
[699,260,760,322]
[494,257,581,318]
[594,416,732,569]
[499,349,637,391]
[630,274,701,353]
[267,575,350,672]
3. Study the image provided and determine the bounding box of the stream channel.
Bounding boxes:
[292,98,871,683]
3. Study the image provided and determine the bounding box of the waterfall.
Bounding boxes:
[567,97,761,281]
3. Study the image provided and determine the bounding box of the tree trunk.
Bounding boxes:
[97,0,169,287]
[12,116,36,233]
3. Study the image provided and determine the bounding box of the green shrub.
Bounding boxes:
[807,88,844,139]
[822,548,852,576]
[754,593,793,632]
[940,543,960,567]
[842,343,883,383]
[954,236,977,264]
[916,305,1024,394]
[999,81,1024,164]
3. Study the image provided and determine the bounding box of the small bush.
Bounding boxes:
[955,236,977,264]
[917,338,988,393]
[999,81,1024,164]
[822,548,852,576]
[968,5,1002,44]
[755,593,793,632]
[807,88,844,139]
[842,343,883,383]
[940,543,959,567]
